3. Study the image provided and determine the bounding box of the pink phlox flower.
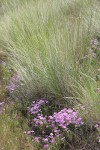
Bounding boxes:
[6,82,16,93]
[94,124,99,129]
[50,137,55,143]
[67,108,73,113]
[43,138,48,142]
[34,137,40,142]
[43,144,49,149]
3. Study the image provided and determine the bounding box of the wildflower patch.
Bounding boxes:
[25,99,83,149]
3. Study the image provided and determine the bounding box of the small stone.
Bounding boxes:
[97,88,100,94]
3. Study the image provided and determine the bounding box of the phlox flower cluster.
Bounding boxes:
[0,102,5,114]
[94,124,100,130]
[94,124,100,143]
[26,99,83,149]
[51,108,83,128]
[27,99,48,115]
[6,75,19,93]
[91,38,100,52]
[91,38,99,48]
